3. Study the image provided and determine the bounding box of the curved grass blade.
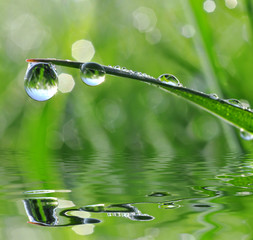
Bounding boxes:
[158,84,253,134]
[26,58,253,135]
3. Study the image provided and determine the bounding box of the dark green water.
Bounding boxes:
[1,151,253,239]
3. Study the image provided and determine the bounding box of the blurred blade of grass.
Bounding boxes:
[245,0,253,31]
[181,0,241,151]
[156,42,200,74]
[184,0,221,93]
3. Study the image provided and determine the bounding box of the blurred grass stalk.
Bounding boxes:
[181,0,242,152]
[245,0,253,32]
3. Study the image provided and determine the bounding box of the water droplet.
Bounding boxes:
[240,129,253,141]
[24,63,58,101]
[209,93,219,100]
[225,99,243,108]
[80,62,105,86]
[158,74,181,87]
[240,101,251,110]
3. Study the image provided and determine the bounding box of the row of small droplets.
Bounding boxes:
[108,65,153,78]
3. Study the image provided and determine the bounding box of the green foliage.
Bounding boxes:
[1,1,253,154]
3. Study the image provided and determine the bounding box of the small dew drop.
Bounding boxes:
[158,74,181,87]
[225,99,243,108]
[24,63,58,101]
[240,129,253,141]
[209,93,219,100]
[80,62,105,86]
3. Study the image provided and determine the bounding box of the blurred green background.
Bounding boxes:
[3,1,253,239]
[1,0,253,155]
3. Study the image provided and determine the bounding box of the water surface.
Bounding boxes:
[1,151,253,239]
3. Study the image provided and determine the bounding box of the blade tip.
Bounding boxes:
[26,59,36,63]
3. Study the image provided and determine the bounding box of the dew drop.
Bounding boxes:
[240,129,253,141]
[209,93,219,100]
[80,62,105,86]
[225,99,243,108]
[246,107,253,112]
[158,74,181,87]
[24,63,58,101]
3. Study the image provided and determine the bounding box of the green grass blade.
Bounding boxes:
[157,83,253,134]
[26,58,253,137]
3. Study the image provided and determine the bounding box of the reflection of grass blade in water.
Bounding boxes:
[26,58,253,139]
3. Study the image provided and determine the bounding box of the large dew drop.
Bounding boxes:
[24,63,58,101]
[158,74,182,87]
[80,62,105,86]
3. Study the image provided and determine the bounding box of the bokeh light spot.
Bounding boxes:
[225,0,238,9]
[72,39,95,62]
[203,0,216,13]
[181,24,196,38]
[132,7,157,33]
[6,14,47,50]
[58,73,75,93]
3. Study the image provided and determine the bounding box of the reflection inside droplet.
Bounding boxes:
[24,63,58,101]
[225,99,243,108]
[158,74,182,87]
[80,62,105,86]
[209,93,219,100]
